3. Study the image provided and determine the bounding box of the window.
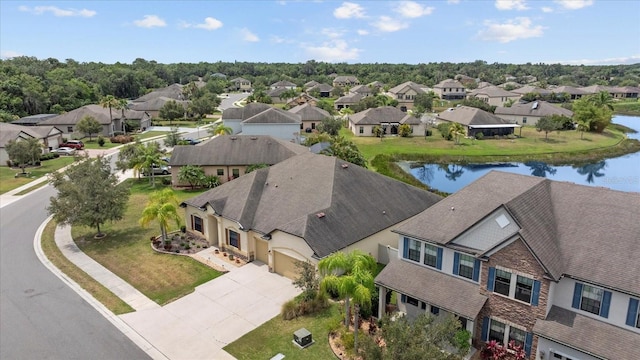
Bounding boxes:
[488,319,505,343]
[430,306,440,315]
[515,276,533,303]
[191,215,203,233]
[508,326,526,348]
[232,169,240,178]
[401,295,419,307]
[217,169,224,176]
[572,283,611,318]
[407,239,421,262]
[522,117,527,124]
[457,316,467,330]
[483,318,532,356]
[67,126,73,132]
[458,254,475,280]
[311,123,316,129]
[359,126,364,134]
[626,298,640,328]
[494,269,511,296]
[423,244,438,268]
[228,229,240,249]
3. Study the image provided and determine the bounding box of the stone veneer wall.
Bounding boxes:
[473,238,550,360]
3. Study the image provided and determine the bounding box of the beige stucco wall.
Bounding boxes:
[171,165,249,187]
[495,114,542,126]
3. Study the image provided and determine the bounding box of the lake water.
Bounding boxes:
[401,115,640,193]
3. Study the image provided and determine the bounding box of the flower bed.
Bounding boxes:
[151,231,209,254]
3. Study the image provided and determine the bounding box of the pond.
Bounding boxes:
[401,115,640,193]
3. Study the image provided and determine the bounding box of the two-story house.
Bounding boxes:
[375,171,640,360]
[332,75,360,89]
[230,77,252,92]
[387,81,427,112]
[432,79,466,100]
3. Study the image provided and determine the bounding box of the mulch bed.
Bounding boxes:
[152,231,210,254]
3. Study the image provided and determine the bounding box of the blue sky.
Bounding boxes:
[1,0,638,65]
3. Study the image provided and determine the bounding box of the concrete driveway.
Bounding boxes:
[119,260,300,360]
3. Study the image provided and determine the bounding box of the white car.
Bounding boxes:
[52,147,77,156]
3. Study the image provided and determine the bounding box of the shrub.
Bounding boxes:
[161,177,172,185]
[109,135,135,144]
[425,129,433,137]
[475,132,484,140]
[437,122,452,140]
[340,329,354,351]
[507,134,516,139]
[281,299,298,320]
[97,136,105,147]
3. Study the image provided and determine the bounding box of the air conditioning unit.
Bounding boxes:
[293,328,313,348]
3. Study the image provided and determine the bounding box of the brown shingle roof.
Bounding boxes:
[134,83,184,102]
[350,106,421,125]
[495,101,574,118]
[388,81,426,94]
[534,306,640,360]
[39,104,147,125]
[437,106,515,126]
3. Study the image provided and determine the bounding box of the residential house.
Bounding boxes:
[495,101,573,126]
[332,75,360,88]
[230,77,252,92]
[266,87,291,104]
[433,79,466,100]
[288,103,332,132]
[580,85,640,99]
[511,85,552,97]
[387,81,427,112]
[455,74,477,86]
[285,93,319,108]
[270,80,297,90]
[221,102,272,135]
[38,104,151,138]
[306,83,333,98]
[349,84,377,98]
[169,135,308,185]
[334,93,364,110]
[12,114,57,126]
[467,86,520,107]
[129,97,189,119]
[0,123,63,164]
[304,80,319,89]
[134,83,186,103]
[375,171,640,360]
[180,152,442,279]
[550,86,588,100]
[436,106,520,137]
[241,107,302,143]
[349,106,423,137]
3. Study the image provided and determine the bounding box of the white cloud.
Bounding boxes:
[555,55,640,65]
[476,17,544,43]
[394,1,434,18]
[271,36,286,44]
[447,0,460,3]
[495,0,529,11]
[541,6,554,12]
[1,50,23,59]
[304,39,361,62]
[19,5,96,17]
[334,2,365,19]
[372,16,409,32]
[321,28,345,39]
[195,17,223,30]
[133,15,166,28]
[554,0,594,10]
[240,28,259,42]
[357,29,369,35]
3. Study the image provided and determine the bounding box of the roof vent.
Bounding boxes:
[316,212,325,218]
[531,101,539,109]
[341,163,349,169]
[250,136,257,140]
[230,136,237,140]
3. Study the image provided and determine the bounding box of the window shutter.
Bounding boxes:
[453,253,460,275]
[531,280,541,306]
[403,237,409,259]
[572,283,583,309]
[600,290,612,318]
[436,247,443,270]
[626,298,639,327]
[401,294,406,303]
[524,332,533,357]
[481,317,489,341]
[472,259,480,282]
[487,267,496,292]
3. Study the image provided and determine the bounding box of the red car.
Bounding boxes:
[60,140,84,149]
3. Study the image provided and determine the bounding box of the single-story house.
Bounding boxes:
[133,83,186,103]
[286,93,320,108]
[38,104,151,138]
[436,106,520,137]
[466,86,520,107]
[304,80,319,89]
[241,107,302,143]
[0,123,63,164]
[432,79,466,100]
[270,80,296,90]
[288,103,332,132]
[306,83,333,98]
[495,101,574,126]
[169,135,308,185]
[266,87,291,104]
[375,171,640,360]
[349,84,377,98]
[387,81,427,112]
[334,93,364,110]
[349,106,423,137]
[129,96,189,119]
[181,152,442,279]
[550,86,588,100]
[511,85,552,97]
[12,114,58,126]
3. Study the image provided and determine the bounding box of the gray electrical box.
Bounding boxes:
[293,328,313,348]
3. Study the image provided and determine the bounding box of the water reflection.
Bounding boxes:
[524,161,557,178]
[573,161,607,183]
[439,164,465,181]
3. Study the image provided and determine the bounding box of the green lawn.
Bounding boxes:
[72,179,222,305]
[224,303,340,360]
[0,156,76,195]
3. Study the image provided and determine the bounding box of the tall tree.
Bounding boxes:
[139,188,181,242]
[316,117,342,136]
[133,142,166,186]
[48,155,130,237]
[188,92,220,119]
[159,100,185,125]
[323,136,367,168]
[536,116,561,140]
[5,138,42,173]
[76,115,103,141]
[115,98,130,133]
[99,95,119,127]
[178,165,205,189]
[448,122,466,144]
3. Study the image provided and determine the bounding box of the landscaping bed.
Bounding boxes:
[151,230,210,254]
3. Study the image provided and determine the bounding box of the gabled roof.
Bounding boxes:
[183,153,442,258]
[434,79,464,89]
[129,97,189,112]
[222,102,272,121]
[39,104,147,125]
[394,171,640,294]
[308,83,333,93]
[579,85,611,94]
[511,85,552,95]
[242,107,301,124]
[133,83,184,102]
[12,114,57,125]
[495,101,574,118]
[0,122,37,147]
[304,80,319,88]
[333,75,359,83]
[468,86,518,98]
[437,106,514,126]
[271,80,296,88]
[350,106,421,125]
[288,103,331,121]
[388,81,426,94]
[170,135,308,166]
[350,85,375,95]
[551,86,588,95]
[267,87,289,97]
[335,93,364,104]
[230,77,250,82]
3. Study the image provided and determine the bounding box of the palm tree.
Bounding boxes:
[318,250,377,353]
[139,188,181,242]
[209,123,233,136]
[115,98,129,134]
[589,91,614,111]
[449,122,466,144]
[99,95,119,129]
[132,142,165,186]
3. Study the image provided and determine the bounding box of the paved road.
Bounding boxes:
[0,174,150,359]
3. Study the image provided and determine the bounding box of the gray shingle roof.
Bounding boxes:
[394,170,640,294]
[288,103,332,121]
[551,86,588,96]
[183,153,442,258]
[468,86,518,98]
[434,79,464,89]
[0,122,38,147]
[335,93,364,104]
[242,107,301,124]
[511,85,552,95]
[12,114,57,125]
[169,135,308,166]
[222,103,272,121]
[39,104,147,125]
[388,81,426,94]
[375,259,488,319]
[533,306,640,360]
[129,97,189,112]
[134,83,184,102]
[308,83,333,93]
[495,101,574,118]
[271,80,296,88]
[350,106,421,125]
[437,106,514,126]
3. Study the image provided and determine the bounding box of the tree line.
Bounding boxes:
[2,56,639,120]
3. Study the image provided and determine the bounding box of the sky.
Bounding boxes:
[1,0,639,66]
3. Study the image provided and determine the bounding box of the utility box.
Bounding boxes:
[293,328,313,348]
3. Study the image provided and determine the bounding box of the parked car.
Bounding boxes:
[142,164,170,175]
[51,147,77,156]
[60,140,84,149]
[182,138,202,145]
